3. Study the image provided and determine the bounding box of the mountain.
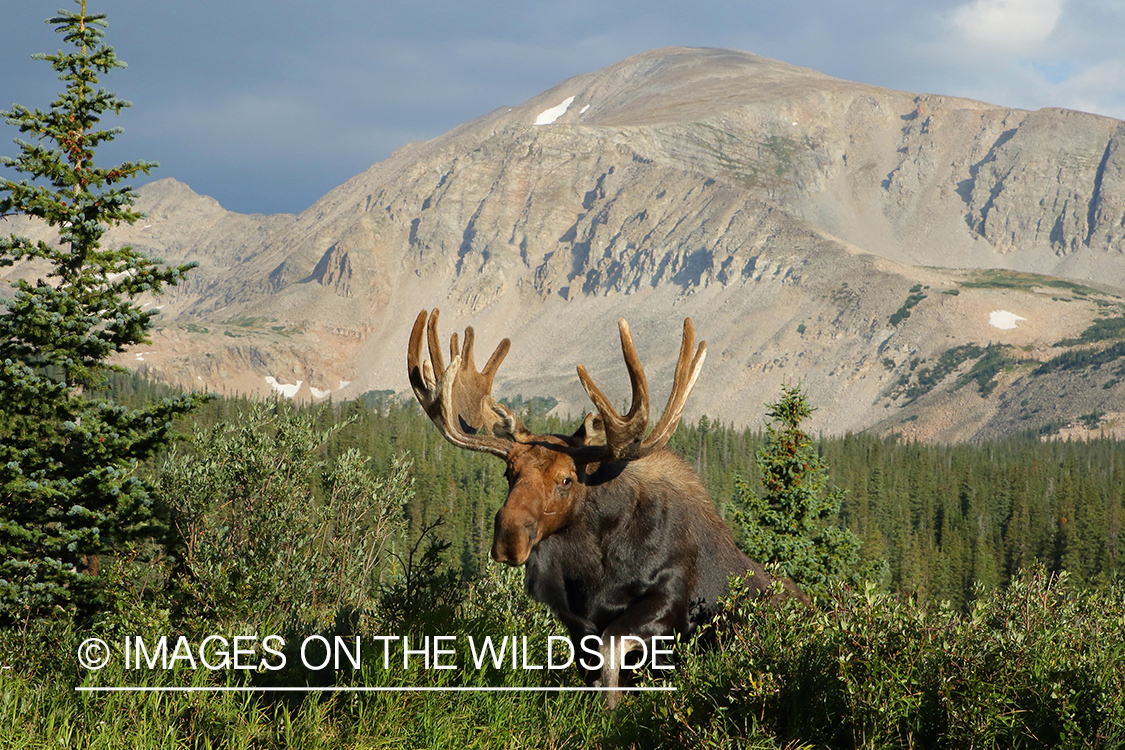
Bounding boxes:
[5,47,1125,441]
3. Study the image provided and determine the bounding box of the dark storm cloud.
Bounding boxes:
[2,0,1122,215]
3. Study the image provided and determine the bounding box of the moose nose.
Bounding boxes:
[491,509,537,566]
[490,544,524,566]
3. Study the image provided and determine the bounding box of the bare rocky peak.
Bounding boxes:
[10,47,1124,439]
[287,46,1125,290]
[136,177,225,218]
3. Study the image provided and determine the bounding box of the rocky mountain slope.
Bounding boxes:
[4,47,1125,441]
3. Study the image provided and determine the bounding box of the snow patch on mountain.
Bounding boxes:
[264,376,302,398]
[535,96,575,125]
[989,310,1027,330]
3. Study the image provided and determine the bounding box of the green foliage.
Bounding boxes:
[953,343,1014,397]
[730,384,867,599]
[375,513,465,634]
[889,285,927,326]
[889,343,1013,404]
[159,403,408,632]
[610,569,1125,749]
[6,563,1121,748]
[1079,411,1106,429]
[1056,315,1125,346]
[961,269,1107,297]
[159,387,1125,610]
[119,382,1125,609]
[1032,308,1125,379]
[497,393,560,421]
[898,344,982,401]
[1034,341,1125,376]
[0,385,1122,747]
[0,1,205,624]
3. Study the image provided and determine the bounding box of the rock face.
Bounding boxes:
[5,47,1125,440]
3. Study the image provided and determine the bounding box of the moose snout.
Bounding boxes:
[491,508,537,566]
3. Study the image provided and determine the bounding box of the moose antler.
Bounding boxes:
[574,318,706,463]
[407,310,705,464]
[407,309,527,458]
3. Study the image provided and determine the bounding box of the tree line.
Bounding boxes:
[124,374,1123,611]
[366,396,1125,608]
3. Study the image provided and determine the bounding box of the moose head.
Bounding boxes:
[406,308,706,566]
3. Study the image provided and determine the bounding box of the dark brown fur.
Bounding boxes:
[491,436,808,707]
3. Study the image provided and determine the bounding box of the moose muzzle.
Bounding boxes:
[491,506,538,565]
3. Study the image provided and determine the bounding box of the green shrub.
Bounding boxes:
[889,288,927,327]
[610,570,1125,749]
[1055,315,1125,347]
[953,344,1014,397]
[158,403,408,633]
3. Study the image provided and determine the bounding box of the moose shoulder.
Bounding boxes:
[407,309,807,707]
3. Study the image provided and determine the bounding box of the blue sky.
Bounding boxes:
[2,0,1122,215]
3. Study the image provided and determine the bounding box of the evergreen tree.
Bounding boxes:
[730,383,869,599]
[0,1,204,623]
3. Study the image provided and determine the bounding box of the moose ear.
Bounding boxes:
[491,402,533,442]
[572,413,606,446]
[570,413,606,476]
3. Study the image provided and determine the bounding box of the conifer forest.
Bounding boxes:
[190,383,1125,610]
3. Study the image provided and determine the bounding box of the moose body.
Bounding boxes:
[407,310,805,707]
[518,450,787,694]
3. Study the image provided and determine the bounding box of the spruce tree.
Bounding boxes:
[731,382,867,599]
[0,1,204,624]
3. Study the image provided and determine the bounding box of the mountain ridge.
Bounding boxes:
[4,46,1125,440]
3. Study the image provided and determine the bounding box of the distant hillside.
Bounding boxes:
[4,47,1125,440]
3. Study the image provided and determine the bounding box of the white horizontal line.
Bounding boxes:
[76,686,677,693]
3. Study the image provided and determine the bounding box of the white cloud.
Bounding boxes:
[1066,60,1125,108]
[1019,58,1125,119]
[953,0,1064,50]
[921,0,1125,119]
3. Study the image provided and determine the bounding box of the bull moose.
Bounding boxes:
[406,309,806,707]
